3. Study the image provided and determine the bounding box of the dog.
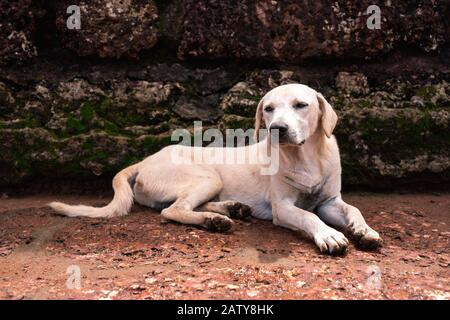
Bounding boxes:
[50,83,382,255]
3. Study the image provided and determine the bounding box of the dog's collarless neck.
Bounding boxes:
[281,168,323,191]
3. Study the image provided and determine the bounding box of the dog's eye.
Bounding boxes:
[264,105,274,112]
[293,102,308,109]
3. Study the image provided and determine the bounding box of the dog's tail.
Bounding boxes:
[49,163,140,218]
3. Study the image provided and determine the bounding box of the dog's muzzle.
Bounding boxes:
[269,122,289,142]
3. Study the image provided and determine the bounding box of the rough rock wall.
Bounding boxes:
[0,1,449,191]
[178,0,449,61]
[0,0,37,66]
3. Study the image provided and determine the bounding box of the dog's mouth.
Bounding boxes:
[273,135,289,144]
[277,138,306,146]
[271,131,307,146]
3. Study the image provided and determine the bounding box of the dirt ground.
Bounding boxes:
[0,192,448,300]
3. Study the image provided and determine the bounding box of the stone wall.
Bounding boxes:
[0,1,449,191]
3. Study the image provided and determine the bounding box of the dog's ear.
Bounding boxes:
[317,92,337,138]
[254,98,264,142]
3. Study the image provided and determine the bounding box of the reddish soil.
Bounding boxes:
[0,193,449,300]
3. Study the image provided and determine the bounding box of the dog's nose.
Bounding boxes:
[270,122,288,137]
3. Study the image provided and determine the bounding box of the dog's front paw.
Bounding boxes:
[349,223,382,249]
[314,227,349,255]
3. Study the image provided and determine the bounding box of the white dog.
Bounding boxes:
[50,84,382,255]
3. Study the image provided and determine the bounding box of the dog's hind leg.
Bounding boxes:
[196,201,252,220]
[160,179,234,232]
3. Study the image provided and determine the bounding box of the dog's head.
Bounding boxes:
[254,84,337,145]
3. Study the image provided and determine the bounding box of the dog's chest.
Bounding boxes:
[295,188,327,212]
[282,168,328,211]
